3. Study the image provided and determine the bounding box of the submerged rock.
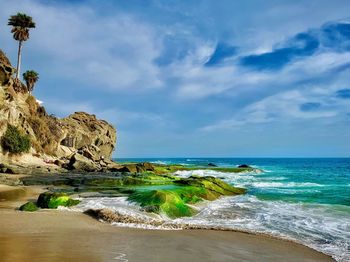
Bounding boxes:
[37,192,80,209]
[19,201,38,212]
[208,163,217,167]
[238,164,251,168]
[152,164,259,174]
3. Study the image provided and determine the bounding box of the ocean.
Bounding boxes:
[79,158,350,261]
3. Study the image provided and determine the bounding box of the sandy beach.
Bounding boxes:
[0,184,333,262]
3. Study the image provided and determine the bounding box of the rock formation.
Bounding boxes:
[0,49,117,173]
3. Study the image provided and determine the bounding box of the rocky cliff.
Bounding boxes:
[0,49,117,173]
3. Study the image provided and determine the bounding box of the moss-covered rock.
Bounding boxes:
[112,162,156,173]
[128,176,246,218]
[128,189,197,218]
[175,175,246,199]
[21,172,247,218]
[19,201,38,212]
[37,192,80,209]
[84,173,176,188]
[152,164,258,174]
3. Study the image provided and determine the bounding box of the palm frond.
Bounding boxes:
[23,70,39,81]
[8,13,35,28]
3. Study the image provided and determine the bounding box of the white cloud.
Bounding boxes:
[1,0,350,157]
[201,82,349,132]
[0,0,163,91]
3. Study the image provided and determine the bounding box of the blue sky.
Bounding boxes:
[0,0,349,157]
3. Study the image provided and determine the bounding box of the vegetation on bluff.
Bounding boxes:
[1,125,31,153]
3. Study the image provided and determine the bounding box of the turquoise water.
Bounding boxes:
[106,158,350,261]
[117,158,350,207]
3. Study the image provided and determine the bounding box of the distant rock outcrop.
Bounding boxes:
[237,164,251,168]
[0,49,117,173]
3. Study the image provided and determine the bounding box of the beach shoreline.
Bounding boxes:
[0,184,334,262]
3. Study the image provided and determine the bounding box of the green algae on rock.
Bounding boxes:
[128,189,197,218]
[37,192,80,209]
[149,164,259,174]
[20,171,247,218]
[128,176,246,218]
[175,175,247,199]
[19,201,39,212]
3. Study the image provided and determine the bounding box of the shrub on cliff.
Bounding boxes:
[1,124,31,153]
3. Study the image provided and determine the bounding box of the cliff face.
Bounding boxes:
[0,49,117,172]
[60,112,116,160]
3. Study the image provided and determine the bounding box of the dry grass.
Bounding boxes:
[25,95,38,115]
[27,115,63,155]
[0,120,8,130]
[25,94,64,155]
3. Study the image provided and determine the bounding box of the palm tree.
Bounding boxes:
[23,70,39,94]
[8,13,36,80]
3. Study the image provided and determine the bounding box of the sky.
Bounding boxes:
[0,0,349,157]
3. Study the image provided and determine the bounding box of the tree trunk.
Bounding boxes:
[15,41,22,80]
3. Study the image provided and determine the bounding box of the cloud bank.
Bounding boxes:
[0,0,349,157]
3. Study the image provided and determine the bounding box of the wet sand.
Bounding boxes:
[0,184,45,209]
[0,185,334,262]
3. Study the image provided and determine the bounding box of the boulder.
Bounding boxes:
[78,145,101,161]
[128,175,246,218]
[207,163,217,167]
[85,208,163,226]
[128,190,196,218]
[37,192,80,209]
[19,201,38,212]
[174,175,246,198]
[0,163,15,174]
[238,164,251,168]
[103,160,124,172]
[139,162,155,171]
[112,162,155,173]
[68,153,98,172]
[53,159,67,168]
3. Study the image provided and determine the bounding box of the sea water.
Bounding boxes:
[78,158,350,261]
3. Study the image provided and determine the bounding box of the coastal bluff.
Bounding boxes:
[0,49,117,173]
